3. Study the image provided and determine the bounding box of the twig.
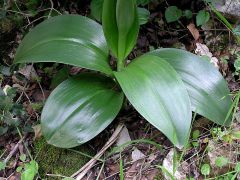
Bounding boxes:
[3,137,24,164]
[48,0,54,18]
[71,123,125,180]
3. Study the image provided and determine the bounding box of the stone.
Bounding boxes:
[213,0,240,18]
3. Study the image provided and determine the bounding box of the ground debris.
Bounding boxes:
[162,149,188,180]
[195,42,219,68]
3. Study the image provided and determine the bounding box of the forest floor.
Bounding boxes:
[0,0,240,179]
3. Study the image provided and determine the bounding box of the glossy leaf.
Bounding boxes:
[91,0,149,26]
[41,73,124,148]
[14,15,112,75]
[102,0,139,61]
[137,7,150,25]
[114,55,192,147]
[90,0,103,22]
[148,48,232,125]
[137,0,151,6]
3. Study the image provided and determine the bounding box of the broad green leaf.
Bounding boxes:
[137,0,151,6]
[114,55,191,147]
[102,0,118,57]
[148,48,232,125]
[102,0,139,61]
[91,0,149,26]
[50,66,69,89]
[41,73,124,148]
[14,15,112,75]
[165,6,182,23]
[90,0,104,22]
[137,7,150,25]
[196,10,210,26]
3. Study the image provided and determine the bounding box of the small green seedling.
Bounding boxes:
[165,6,182,23]
[196,10,210,26]
[0,161,6,171]
[192,130,200,147]
[235,162,240,172]
[215,156,229,168]
[201,163,211,177]
[165,6,210,26]
[18,160,39,180]
[21,160,38,180]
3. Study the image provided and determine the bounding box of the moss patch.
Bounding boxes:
[34,138,94,179]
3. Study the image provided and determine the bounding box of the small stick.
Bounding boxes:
[4,137,24,164]
[71,123,124,180]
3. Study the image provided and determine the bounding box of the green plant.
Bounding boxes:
[165,6,182,23]
[90,0,150,25]
[215,156,229,168]
[20,160,39,180]
[192,130,200,147]
[234,52,240,76]
[0,161,6,171]
[205,1,240,44]
[196,10,210,26]
[201,163,211,177]
[165,6,210,26]
[0,85,26,136]
[14,0,232,148]
[16,153,38,180]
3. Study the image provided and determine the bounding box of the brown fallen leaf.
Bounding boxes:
[32,124,42,140]
[195,43,219,68]
[162,149,188,180]
[187,23,200,41]
[32,89,50,102]
[18,65,38,81]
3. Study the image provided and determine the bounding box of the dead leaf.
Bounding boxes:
[162,149,188,180]
[19,65,38,81]
[23,102,34,115]
[195,43,219,68]
[116,126,146,163]
[32,124,42,140]
[32,89,50,102]
[132,148,146,162]
[116,126,131,146]
[187,23,200,41]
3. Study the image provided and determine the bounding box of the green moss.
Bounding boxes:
[34,138,94,179]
